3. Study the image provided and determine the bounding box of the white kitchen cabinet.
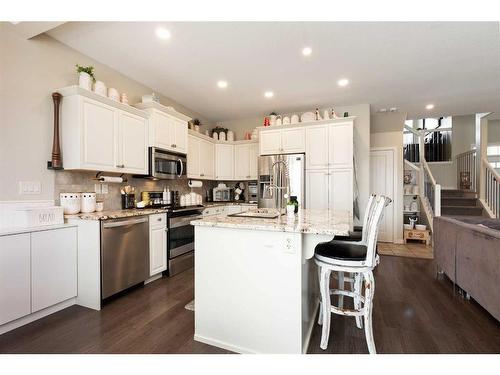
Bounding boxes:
[199,139,215,179]
[0,234,31,325]
[259,128,305,155]
[142,107,189,154]
[234,144,251,180]
[249,143,259,179]
[306,170,329,210]
[59,86,148,174]
[173,118,188,154]
[259,129,282,155]
[118,111,148,174]
[187,136,201,177]
[188,135,214,179]
[31,227,78,313]
[149,214,167,276]
[215,144,235,180]
[329,122,353,169]
[329,169,353,212]
[305,125,329,169]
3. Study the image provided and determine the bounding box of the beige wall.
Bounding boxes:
[489,119,500,144]
[0,23,210,202]
[370,114,405,243]
[221,104,371,224]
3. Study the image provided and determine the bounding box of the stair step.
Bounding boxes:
[441,198,478,207]
[441,205,484,216]
[441,189,477,199]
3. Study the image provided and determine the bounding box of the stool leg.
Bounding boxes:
[338,271,344,309]
[353,273,363,329]
[363,270,376,354]
[319,267,332,350]
[317,265,323,325]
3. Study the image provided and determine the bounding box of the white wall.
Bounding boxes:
[222,104,371,224]
[489,119,500,144]
[0,24,210,201]
[370,113,405,243]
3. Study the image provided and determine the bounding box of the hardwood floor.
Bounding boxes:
[1,256,499,354]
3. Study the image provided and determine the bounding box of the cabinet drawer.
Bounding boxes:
[149,213,167,228]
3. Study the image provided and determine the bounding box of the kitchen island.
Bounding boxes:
[191,209,351,354]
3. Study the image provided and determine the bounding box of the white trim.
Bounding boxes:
[194,334,256,354]
[0,298,76,335]
[302,301,319,354]
[144,273,163,284]
[478,198,496,218]
[370,146,398,244]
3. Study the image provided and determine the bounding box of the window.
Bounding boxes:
[487,145,500,156]
[488,143,500,170]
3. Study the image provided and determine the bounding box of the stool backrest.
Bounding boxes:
[365,195,392,267]
[361,194,376,243]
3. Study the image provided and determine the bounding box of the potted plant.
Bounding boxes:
[76,64,95,91]
[286,200,298,217]
[193,119,201,132]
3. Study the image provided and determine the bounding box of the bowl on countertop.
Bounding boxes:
[415,224,427,231]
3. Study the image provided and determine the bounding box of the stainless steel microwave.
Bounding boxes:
[144,147,187,180]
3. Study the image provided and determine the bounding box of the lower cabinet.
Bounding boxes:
[0,234,31,325]
[0,227,78,328]
[149,214,167,276]
[31,228,78,312]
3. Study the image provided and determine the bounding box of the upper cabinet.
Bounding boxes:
[259,128,305,155]
[234,143,258,180]
[59,86,148,174]
[187,135,215,180]
[135,102,190,155]
[215,144,235,180]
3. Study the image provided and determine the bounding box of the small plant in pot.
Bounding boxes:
[286,200,298,217]
[76,64,96,91]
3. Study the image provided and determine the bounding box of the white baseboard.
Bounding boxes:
[0,298,76,335]
[194,334,257,354]
[145,273,163,284]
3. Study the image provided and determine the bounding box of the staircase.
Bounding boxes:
[441,190,484,217]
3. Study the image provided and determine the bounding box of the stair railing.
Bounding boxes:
[456,150,477,192]
[481,157,500,218]
[422,158,442,221]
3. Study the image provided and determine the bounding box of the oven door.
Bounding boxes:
[151,147,187,180]
[168,214,202,258]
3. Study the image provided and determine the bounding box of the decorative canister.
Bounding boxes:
[269,115,277,126]
[194,125,200,132]
[81,193,97,213]
[282,116,290,125]
[212,132,219,140]
[95,201,104,212]
[120,93,129,104]
[108,87,119,101]
[93,80,107,96]
[276,116,282,126]
[78,72,92,91]
[60,193,81,215]
[227,130,235,141]
[291,114,299,124]
[219,131,226,141]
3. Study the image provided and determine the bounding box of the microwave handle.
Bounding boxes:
[178,158,184,178]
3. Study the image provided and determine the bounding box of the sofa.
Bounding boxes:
[434,216,500,322]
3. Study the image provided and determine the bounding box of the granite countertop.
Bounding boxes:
[191,209,351,236]
[65,208,168,221]
[203,202,258,208]
[0,223,78,237]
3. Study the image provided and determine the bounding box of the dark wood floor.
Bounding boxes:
[1,255,499,354]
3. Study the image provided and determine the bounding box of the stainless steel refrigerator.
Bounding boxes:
[258,153,305,210]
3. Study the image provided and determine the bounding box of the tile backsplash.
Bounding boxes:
[54,171,254,210]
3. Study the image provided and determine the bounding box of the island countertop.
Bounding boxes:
[191,209,351,236]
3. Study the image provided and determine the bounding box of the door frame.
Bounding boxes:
[370,147,399,243]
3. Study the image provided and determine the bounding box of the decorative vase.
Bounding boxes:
[286,205,295,217]
[78,72,92,90]
[269,115,277,126]
[194,125,200,132]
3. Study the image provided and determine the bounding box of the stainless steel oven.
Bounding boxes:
[147,147,187,180]
[167,206,203,276]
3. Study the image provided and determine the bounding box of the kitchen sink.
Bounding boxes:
[229,209,283,219]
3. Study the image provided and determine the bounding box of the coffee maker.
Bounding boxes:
[248,182,258,203]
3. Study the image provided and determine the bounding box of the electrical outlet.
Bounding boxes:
[94,184,102,194]
[101,184,109,194]
[19,181,41,195]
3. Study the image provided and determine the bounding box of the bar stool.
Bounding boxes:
[315,195,391,354]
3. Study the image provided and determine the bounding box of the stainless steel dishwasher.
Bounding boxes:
[100,216,149,299]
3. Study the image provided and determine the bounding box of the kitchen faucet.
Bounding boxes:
[269,159,290,215]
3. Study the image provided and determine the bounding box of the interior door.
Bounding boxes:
[370,149,395,243]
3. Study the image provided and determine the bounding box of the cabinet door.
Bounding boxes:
[82,98,117,171]
[329,122,353,169]
[31,227,77,313]
[215,144,235,180]
[259,129,282,155]
[187,136,200,178]
[152,111,173,150]
[306,169,329,209]
[0,234,31,325]
[119,111,148,174]
[282,128,305,153]
[249,143,259,179]
[149,215,167,276]
[234,144,251,180]
[200,139,215,179]
[329,169,353,213]
[173,119,188,154]
[305,125,329,169]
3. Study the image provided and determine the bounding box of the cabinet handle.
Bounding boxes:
[116,164,125,168]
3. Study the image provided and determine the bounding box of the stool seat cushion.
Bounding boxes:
[315,240,367,261]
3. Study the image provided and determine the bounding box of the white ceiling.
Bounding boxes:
[47,22,500,122]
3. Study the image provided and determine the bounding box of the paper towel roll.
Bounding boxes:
[100,176,123,183]
[188,180,203,188]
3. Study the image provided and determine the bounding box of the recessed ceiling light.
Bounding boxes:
[155,27,171,40]
[337,78,349,87]
[426,104,435,110]
[302,47,312,56]
[264,91,274,98]
[217,81,228,89]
